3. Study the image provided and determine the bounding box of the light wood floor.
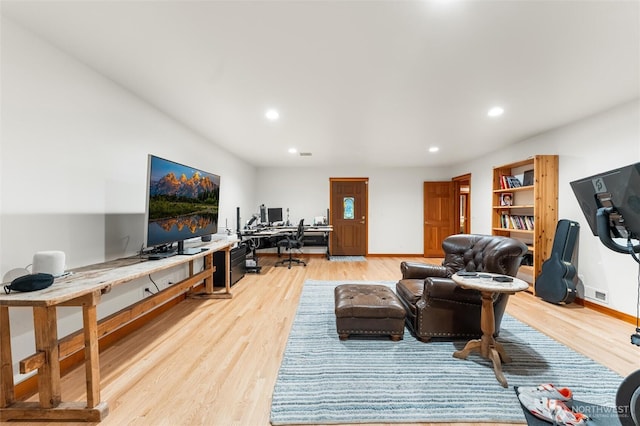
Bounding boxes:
[18,256,640,426]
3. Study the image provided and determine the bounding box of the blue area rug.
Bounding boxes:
[270,280,623,425]
[329,256,366,262]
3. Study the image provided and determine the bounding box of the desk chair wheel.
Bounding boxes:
[274,256,306,269]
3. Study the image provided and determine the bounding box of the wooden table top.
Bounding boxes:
[0,238,237,307]
[451,272,529,293]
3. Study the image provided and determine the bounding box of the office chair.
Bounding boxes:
[275,219,306,269]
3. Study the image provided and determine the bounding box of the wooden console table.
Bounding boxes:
[0,239,237,422]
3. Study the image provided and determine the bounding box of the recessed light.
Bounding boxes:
[488,106,504,117]
[428,146,439,153]
[265,109,280,121]
[288,148,297,154]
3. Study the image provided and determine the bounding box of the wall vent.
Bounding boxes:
[584,285,608,304]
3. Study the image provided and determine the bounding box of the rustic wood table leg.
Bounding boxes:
[488,347,508,387]
[203,253,214,294]
[82,298,100,408]
[452,338,481,359]
[33,306,61,408]
[0,306,15,408]
[225,246,231,293]
[204,247,232,299]
[188,248,233,299]
[493,340,511,363]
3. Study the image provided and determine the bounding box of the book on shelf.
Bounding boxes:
[499,175,522,189]
[506,176,522,188]
[500,214,534,231]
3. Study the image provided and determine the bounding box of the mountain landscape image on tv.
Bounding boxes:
[146,155,220,248]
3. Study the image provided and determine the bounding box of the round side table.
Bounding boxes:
[451,272,529,388]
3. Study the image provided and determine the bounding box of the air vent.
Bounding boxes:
[595,290,607,302]
[584,285,608,304]
[299,152,313,157]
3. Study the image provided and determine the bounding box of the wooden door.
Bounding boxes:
[330,178,368,256]
[423,181,456,257]
[453,173,471,234]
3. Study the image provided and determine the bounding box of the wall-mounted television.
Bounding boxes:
[144,155,220,256]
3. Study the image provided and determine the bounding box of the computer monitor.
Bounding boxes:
[268,207,283,224]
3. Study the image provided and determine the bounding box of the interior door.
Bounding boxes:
[453,173,471,234]
[330,178,368,256]
[423,181,456,257]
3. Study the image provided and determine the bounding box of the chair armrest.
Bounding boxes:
[400,261,449,279]
[423,277,483,305]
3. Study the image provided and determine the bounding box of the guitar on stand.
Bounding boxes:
[535,219,580,304]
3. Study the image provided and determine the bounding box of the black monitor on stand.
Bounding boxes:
[268,207,283,225]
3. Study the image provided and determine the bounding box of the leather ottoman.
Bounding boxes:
[334,284,406,341]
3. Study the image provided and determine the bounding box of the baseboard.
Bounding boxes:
[259,252,326,257]
[366,253,424,257]
[574,297,638,325]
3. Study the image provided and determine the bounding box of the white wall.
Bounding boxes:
[0,17,257,383]
[255,165,453,254]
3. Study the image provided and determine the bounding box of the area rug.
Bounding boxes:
[329,256,367,262]
[270,280,623,425]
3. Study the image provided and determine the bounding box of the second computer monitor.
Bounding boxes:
[267,207,283,225]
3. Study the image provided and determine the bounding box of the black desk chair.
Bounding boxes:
[275,219,306,269]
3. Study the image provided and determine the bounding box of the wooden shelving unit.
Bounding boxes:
[491,155,558,291]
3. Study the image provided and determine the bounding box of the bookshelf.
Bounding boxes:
[492,155,558,291]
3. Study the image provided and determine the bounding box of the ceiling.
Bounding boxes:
[2,0,638,168]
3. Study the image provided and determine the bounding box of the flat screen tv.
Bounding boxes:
[144,155,220,256]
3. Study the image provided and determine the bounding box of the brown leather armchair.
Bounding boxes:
[396,234,528,342]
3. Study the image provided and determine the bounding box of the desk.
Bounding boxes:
[240,225,333,261]
[0,239,236,422]
[451,272,528,388]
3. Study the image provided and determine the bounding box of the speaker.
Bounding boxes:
[32,251,66,277]
[236,207,241,235]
